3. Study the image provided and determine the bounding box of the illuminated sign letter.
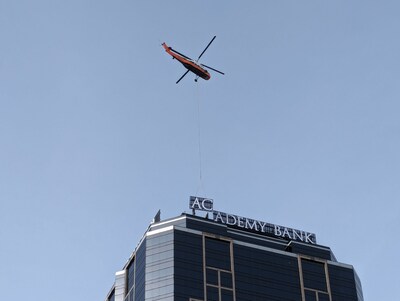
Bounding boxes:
[214,211,225,223]
[237,217,245,228]
[245,219,258,231]
[274,225,282,236]
[190,196,214,211]
[202,199,213,211]
[226,214,237,226]
[282,227,292,239]
[292,229,304,242]
[191,198,201,209]
[304,232,314,244]
[258,221,267,233]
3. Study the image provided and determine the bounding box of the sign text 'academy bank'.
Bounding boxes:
[190,196,316,244]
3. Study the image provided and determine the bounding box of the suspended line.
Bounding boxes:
[195,83,204,196]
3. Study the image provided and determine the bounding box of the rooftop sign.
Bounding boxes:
[190,196,214,212]
[189,196,316,244]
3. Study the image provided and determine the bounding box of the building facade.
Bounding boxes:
[104,207,363,301]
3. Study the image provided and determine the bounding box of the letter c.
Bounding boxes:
[202,199,213,211]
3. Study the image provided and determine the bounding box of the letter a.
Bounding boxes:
[191,198,201,210]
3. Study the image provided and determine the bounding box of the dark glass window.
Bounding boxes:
[220,271,232,288]
[221,289,233,301]
[205,237,231,270]
[204,236,235,301]
[207,286,219,301]
[328,264,361,300]
[235,244,302,301]
[126,258,135,294]
[135,240,146,301]
[318,292,330,301]
[305,290,317,301]
[302,259,327,291]
[206,268,218,285]
[108,288,115,301]
[174,230,204,301]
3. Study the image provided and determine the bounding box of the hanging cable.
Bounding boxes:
[195,83,204,196]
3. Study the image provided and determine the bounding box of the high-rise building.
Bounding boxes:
[104,199,363,301]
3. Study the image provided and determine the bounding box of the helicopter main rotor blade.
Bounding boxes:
[176,70,190,84]
[200,63,225,75]
[197,36,216,61]
[169,47,193,60]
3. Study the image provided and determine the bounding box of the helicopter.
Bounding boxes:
[162,36,224,84]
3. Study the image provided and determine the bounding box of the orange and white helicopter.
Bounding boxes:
[162,36,224,84]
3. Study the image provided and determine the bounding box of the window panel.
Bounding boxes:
[206,268,218,285]
[318,292,330,301]
[204,236,235,301]
[108,289,115,301]
[302,259,327,292]
[305,290,317,301]
[207,286,219,301]
[145,232,174,301]
[127,258,135,293]
[220,272,232,288]
[205,237,231,270]
[221,289,233,301]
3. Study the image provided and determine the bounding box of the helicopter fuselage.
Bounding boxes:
[162,43,211,80]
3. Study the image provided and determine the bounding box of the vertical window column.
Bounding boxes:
[124,257,135,301]
[203,235,236,301]
[298,257,332,301]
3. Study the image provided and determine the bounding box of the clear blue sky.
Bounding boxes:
[1,1,399,300]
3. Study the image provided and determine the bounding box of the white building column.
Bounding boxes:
[114,270,127,301]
